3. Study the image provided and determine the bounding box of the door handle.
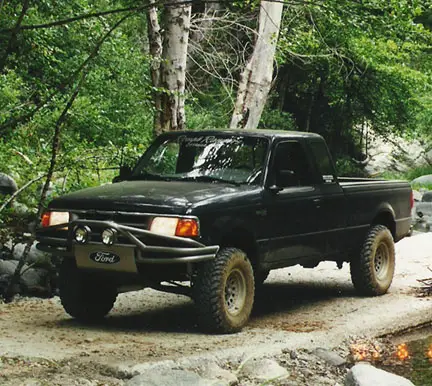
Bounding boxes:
[313,198,322,208]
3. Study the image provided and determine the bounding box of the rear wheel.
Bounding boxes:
[193,248,255,333]
[59,259,117,322]
[350,225,395,296]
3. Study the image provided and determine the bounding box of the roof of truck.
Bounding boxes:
[160,129,323,140]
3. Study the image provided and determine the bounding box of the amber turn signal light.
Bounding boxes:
[41,212,51,227]
[175,218,199,237]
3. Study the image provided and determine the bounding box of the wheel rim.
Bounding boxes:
[374,242,390,280]
[224,268,247,316]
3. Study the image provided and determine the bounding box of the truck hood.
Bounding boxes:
[48,180,261,214]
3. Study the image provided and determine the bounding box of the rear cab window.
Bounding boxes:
[308,140,337,184]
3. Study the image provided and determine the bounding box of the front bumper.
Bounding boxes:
[36,219,219,264]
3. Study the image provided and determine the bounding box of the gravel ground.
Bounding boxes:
[0,233,431,385]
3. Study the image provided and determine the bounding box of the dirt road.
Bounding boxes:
[0,233,431,382]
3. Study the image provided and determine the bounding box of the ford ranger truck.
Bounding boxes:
[36,130,413,333]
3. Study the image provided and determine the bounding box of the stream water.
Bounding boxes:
[379,325,432,385]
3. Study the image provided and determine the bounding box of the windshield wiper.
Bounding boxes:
[178,175,241,186]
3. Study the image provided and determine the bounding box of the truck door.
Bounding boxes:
[307,140,348,257]
[264,140,323,264]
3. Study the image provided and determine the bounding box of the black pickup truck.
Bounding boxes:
[37,130,412,333]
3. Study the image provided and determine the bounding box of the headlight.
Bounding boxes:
[102,228,117,246]
[41,211,70,228]
[150,217,199,237]
[74,226,91,244]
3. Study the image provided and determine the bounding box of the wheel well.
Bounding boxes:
[219,228,259,269]
[372,211,396,238]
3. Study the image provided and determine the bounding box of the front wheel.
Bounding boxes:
[350,225,395,296]
[59,259,117,322]
[193,248,255,333]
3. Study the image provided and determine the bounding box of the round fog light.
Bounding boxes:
[102,228,117,246]
[74,226,90,244]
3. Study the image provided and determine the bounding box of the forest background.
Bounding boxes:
[0,0,431,226]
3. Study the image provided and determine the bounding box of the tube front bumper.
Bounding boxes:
[36,219,219,264]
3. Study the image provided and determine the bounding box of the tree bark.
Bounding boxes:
[159,0,191,132]
[230,1,284,130]
[146,0,163,135]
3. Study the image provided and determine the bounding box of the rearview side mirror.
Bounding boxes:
[112,166,132,183]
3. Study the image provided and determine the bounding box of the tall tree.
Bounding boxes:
[230,1,284,129]
[146,0,191,134]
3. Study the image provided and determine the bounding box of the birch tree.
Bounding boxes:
[146,0,191,134]
[230,1,284,130]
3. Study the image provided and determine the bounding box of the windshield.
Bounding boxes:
[131,134,269,185]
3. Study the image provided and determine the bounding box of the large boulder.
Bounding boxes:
[0,259,19,275]
[0,173,18,195]
[345,363,414,386]
[0,259,51,294]
[12,242,51,266]
[422,190,432,202]
[412,174,432,186]
[365,131,430,175]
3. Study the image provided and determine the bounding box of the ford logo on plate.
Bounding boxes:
[90,251,120,264]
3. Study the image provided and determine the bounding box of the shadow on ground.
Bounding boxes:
[50,278,357,334]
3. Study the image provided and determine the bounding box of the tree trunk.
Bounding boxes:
[146,0,163,135]
[230,1,284,130]
[159,0,191,132]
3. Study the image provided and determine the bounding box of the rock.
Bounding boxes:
[12,242,51,266]
[412,174,432,186]
[0,259,52,296]
[0,273,19,295]
[20,267,49,291]
[313,348,346,366]
[345,363,414,386]
[364,131,430,175]
[126,369,211,386]
[0,259,19,275]
[415,202,432,218]
[11,201,30,215]
[412,190,423,202]
[199,362,238,385]
[240,358,289,382]
[0,173,18,195]
[422,191,432,202]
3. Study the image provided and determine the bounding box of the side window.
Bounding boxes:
[147,141,180,174]
[272,141,313,188]
[309,141,336,184]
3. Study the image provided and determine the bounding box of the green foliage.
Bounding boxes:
[258,106,296,131]
[0,0,431,227]
[0,1,154,225]
[274,0,432,157]
[335,157,368,178]
[381,165,432,189]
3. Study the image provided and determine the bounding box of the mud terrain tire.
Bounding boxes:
[350,225,395,296]
[59,259,117,322]
[193,248,254,333]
